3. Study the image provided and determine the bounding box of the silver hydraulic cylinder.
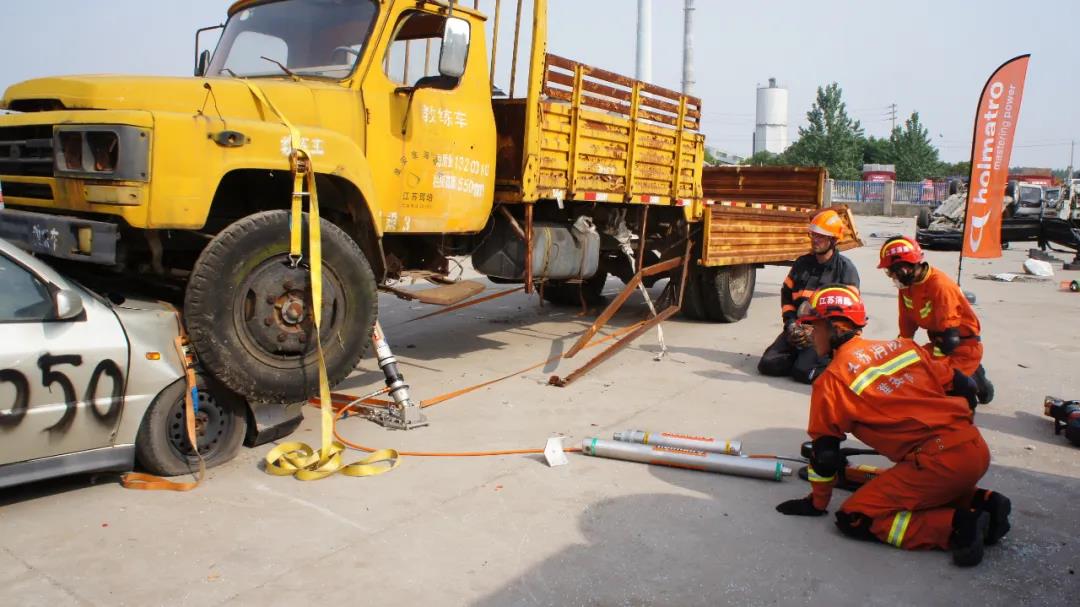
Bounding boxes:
[613,430,742,456]
[582,438,791,481]
[370,321,427,430]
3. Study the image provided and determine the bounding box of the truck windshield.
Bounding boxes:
[207,0,378,79]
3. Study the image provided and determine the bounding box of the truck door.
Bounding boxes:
[363,8,496,235]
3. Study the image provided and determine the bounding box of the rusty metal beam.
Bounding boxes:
[563,254,682,359]
[498,205,526,240]
[524,202,534,294]
[548,306,679,387]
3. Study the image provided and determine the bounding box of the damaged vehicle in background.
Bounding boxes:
[0,238,301,489]
[915,182,1042,250]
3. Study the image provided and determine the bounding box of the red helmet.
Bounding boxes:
[877,236,924,269]
[798,285,867,328]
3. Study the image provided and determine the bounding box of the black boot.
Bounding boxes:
[974,365,994,404]
[970,489,1012,545]
[950,508,989,567]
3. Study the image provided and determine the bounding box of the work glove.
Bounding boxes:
[775,496,827,517]
[948,369,979,411]
[787,324,813,349]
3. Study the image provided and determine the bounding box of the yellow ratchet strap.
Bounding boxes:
[243,81,399,480]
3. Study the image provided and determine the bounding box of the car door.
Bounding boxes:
[0,247,128,465]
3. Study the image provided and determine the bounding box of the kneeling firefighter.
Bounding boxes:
[758,209,860,384]
[775,285,1012,567]
[877,236,994,404]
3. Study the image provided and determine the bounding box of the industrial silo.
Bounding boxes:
[753,78,789,155]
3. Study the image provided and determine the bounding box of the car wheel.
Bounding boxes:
[184,210,378,403]
[135,374,247,477]
[916,207,932,230]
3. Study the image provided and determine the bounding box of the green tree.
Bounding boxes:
[784,83,865,179]
[889,111,940,181]
[862,136,892,165]
[937,160,971,180]
[742,150,784,166]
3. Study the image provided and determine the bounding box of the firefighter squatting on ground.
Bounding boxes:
[767,231,1009,567]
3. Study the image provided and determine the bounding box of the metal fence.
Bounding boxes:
[831,180,885,202]
[831,180,948,205]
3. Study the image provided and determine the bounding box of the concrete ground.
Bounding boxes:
[2,216,1078,606]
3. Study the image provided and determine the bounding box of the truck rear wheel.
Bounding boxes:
[679,266,709,320]
[700,264,756,322]
[185,210,377,403]
[542,271,608,307]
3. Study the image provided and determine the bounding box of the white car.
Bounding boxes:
[0,238,293,488]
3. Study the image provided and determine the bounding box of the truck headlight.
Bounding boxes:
[53,125,150,181]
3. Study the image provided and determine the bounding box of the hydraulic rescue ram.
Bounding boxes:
[613,430,742,455]
[581,438,791,481]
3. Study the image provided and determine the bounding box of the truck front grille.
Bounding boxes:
[0,125,54,177]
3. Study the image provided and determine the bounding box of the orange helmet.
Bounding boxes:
[809,209,845,240]
[877,236,924,269]
[798,285,867,327]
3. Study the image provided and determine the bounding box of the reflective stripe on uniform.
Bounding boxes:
[932,346,944,357]
[806,467,836,483]
[902,295,913,309]
[886,511,912,547]
[919,301,932,318]
[848,350,921,395]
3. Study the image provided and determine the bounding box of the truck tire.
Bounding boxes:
[679,267,709,320]
[185,210,377,403]
[135,374,247,476]
[700,264,756,322]
[916,207,932,229]
[542,271,608,307]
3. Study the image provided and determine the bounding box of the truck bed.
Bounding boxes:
[494,54,703,206]
[700,166,862,266]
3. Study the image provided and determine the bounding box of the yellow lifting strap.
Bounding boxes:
[243,81,399,480]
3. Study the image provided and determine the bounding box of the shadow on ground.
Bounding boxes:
[471,427,1080,607]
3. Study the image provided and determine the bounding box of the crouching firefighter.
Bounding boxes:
[775,285,1012,567]
[878,236,993,404]
[758,209,860,384]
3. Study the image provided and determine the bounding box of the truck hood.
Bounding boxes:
[1,74,344,125]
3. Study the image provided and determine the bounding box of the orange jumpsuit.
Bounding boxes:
[806,336,990,550]
[896,265,983,375]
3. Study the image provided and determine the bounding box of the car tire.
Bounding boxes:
[916,207,932,229]
[135,374,247,477]
[542,271,608,307]
[185,210,378,404]
[700,264,756,323]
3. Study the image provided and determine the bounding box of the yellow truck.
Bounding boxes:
[0,0,857,405]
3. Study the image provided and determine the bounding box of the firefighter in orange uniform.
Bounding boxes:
[774,285,1012,567]
[877,236,993,404]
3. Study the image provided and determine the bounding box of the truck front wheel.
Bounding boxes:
[185,210,377,403]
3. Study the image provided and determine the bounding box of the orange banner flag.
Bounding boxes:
[962,55,1030,259]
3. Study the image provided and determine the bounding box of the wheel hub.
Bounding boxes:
[236,258,342,360]
[168,390,229,457]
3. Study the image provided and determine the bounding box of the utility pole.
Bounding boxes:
[682,0,695,96]
[888,103,898,133]
[636,0,652,82]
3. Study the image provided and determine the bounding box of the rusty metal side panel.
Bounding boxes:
[703,206,863,266]
[701,165,826,209]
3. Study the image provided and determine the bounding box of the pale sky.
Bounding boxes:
[1,0,1076,168]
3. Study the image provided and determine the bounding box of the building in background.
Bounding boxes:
[752,78,788,155]
[863,164,897,182]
